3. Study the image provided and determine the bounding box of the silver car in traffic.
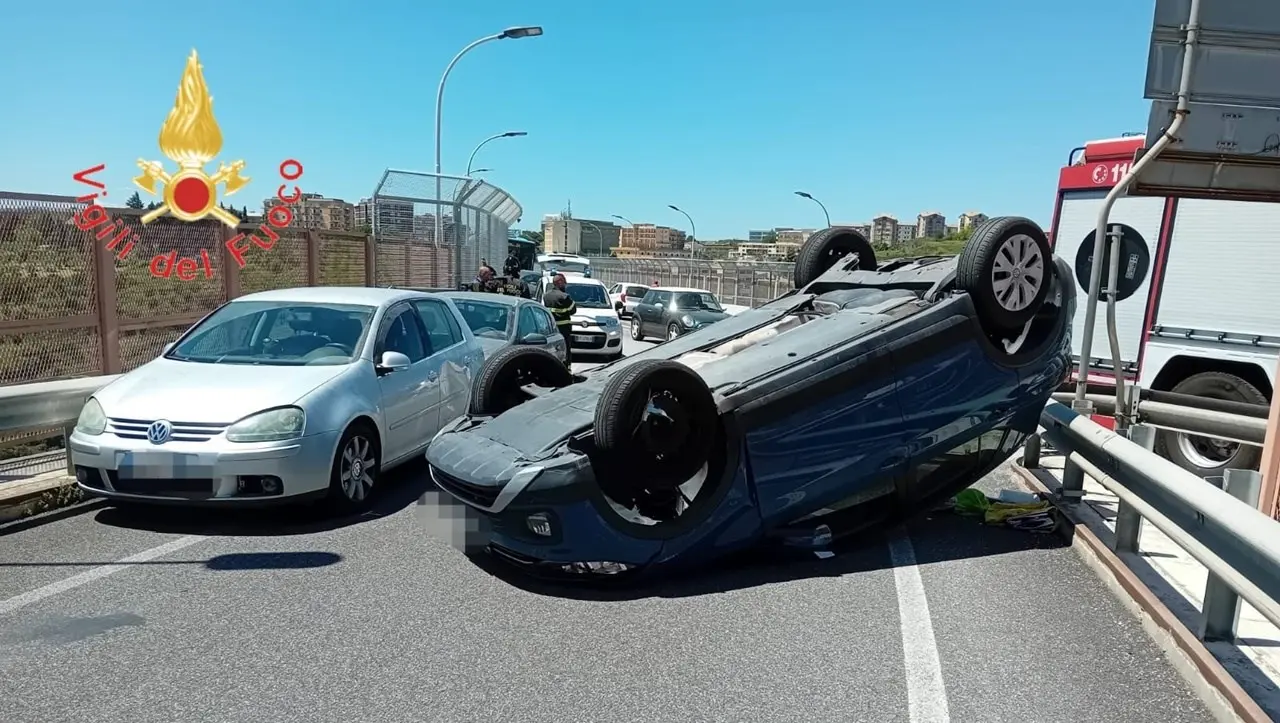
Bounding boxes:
[68,287,485,511]
[439,291,568,363]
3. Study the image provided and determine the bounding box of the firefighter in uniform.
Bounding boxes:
[542,273,577,367]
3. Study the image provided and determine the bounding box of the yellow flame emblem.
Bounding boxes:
[133,50,250,227]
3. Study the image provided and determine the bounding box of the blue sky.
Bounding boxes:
[2,0,1157,239]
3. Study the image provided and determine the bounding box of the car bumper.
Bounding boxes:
[68,429,341,505]
[425,445,661,578]
[566,327,623,356]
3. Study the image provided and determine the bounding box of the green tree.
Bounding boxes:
[125,192,144,209]
[519,229,544,248]
[760,231,779,244]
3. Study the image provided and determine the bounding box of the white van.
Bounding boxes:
[535,275,622,360]
[537,253,592,278]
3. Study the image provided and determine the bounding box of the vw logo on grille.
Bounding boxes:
[147,420,173,445]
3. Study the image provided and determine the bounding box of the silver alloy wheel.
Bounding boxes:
[1176,432,1236,470]
[991,233,1044,312]
[668,324,679,341]
[340,434,376,501]
[631,321,643,340]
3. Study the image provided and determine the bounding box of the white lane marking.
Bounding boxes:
[0,534,207,616]
[888,527,951,723]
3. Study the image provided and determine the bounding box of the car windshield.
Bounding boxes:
[566,283,610,309]
[166,300,375,366]
[453,299,511,340]
[674,292,723,311]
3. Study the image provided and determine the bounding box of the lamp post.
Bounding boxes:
[611,214,634,226]
[581,221,603,256]
[434,26,542,273]
[794,191,831,228]
[668,204,696,259]
[466,131,526,176]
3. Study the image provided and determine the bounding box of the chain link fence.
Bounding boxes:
[370,170,521,289]
[589,257,796,309]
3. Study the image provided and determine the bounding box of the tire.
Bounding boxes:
[326,422,380,514]
[594,359,718,490]
[469,345,573,416]
[1155,372,1267,476]
[667,323,681,341]
[792,227,877,289]
[956,216,1053,332]
[630,319,645,341]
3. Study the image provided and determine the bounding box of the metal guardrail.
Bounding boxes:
[1034,401,1280,641]
[0,375,117,475]
[1050,391,1268,446]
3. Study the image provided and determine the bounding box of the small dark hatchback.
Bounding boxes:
[631,287,731,343]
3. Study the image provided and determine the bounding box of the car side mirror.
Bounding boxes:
[162,342,176,354]
[376,351,412,375]
[519,333,548,345]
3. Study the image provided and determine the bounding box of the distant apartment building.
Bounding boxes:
[575,218,622,256]
[870,215,899,245]
[916,212,946,239]
[355,197,413,239]
[958,211,989,231]
[731,242,800,261]
[265,193,355,231]
[542,215,583,255]
[775,229,816,245]
[748,227,793,243]
[946,225,960,236]
[618,223,687,253]
[895,224,919,243]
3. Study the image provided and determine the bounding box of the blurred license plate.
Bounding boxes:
[116,451,216,479]
[572,334,593,343]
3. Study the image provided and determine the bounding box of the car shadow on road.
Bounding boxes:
[89,461,435,537]
[470,508,1069,601]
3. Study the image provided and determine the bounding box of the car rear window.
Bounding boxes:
[625,285,650,297]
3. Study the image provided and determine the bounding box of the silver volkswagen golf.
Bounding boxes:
[69,287,485,511]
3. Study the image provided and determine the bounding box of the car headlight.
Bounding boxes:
[681,314,696,327]
[75,397,107,436]
[599,316,619,328]
[225,406,305,443]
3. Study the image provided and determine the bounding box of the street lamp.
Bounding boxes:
[433,26,542,262]
[794,191,831,228]
[611,214,634,226]
[667,204,697,259]
[581,221,603,256]
[466,131,527,176]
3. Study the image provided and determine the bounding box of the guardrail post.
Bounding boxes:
[1199,468,1262,641]
[1023,433,1042,468]
[1059,399,1096,501]
[1114,425,1156,553]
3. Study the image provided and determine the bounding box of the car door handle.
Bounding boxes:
[426,370,439,383]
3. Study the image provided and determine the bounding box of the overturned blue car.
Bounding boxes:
[424,217,1075,580]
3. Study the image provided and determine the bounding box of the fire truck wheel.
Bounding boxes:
[1154,371,1268,476]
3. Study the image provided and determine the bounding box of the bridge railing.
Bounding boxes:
[587,257,796,309]
[1034,401,1280,640]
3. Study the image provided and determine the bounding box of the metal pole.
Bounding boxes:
[1114,424,1156,553]
[1200,468,1262,641]
[668,205,696,259]
[1104,224,1130,434]
[1074,0,1201,406]
[466,132,526,177]
[582,221,602,256]
[795,191,830,227]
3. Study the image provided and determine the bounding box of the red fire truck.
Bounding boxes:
[1049,135,1277,477]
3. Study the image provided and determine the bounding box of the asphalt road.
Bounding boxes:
[0,324,1214,723]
